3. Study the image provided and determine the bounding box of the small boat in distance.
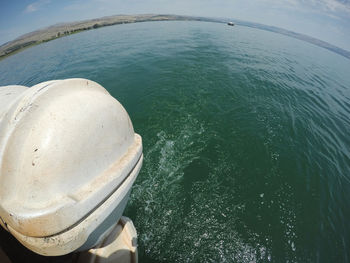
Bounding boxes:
[227,22,234,26]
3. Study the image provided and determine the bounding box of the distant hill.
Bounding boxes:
[231,19,350,60]
[0,14,216,60]
[0,14,349,61]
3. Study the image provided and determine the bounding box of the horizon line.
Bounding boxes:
[0,14,349,60]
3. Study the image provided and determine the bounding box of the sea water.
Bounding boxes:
[0,21,350,262]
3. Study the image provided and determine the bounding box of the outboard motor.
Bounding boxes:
[0,79,142,261]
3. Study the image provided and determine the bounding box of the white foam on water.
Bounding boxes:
[129,115,266,262]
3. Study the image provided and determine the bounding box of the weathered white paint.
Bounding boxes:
[0,79,142,256]
[78,216,138,263]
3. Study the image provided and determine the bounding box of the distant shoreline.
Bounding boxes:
[0,14,222,61]
[1,14,349,61]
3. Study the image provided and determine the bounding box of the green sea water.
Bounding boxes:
[1,21,350,262]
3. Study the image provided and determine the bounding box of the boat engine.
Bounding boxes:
[0,79,142,262]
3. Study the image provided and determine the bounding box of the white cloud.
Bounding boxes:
[25,4,37,13]
[261,0,350,21]
[323,0,350,12]
[302,0,350,14]
[24,0,51,13]
[266,0,350,13]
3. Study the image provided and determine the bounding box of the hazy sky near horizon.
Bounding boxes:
[0,0,349,50]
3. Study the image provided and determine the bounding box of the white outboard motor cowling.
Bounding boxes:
[0,78,143,256]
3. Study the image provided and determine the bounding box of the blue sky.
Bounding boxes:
[0,0,349,50]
